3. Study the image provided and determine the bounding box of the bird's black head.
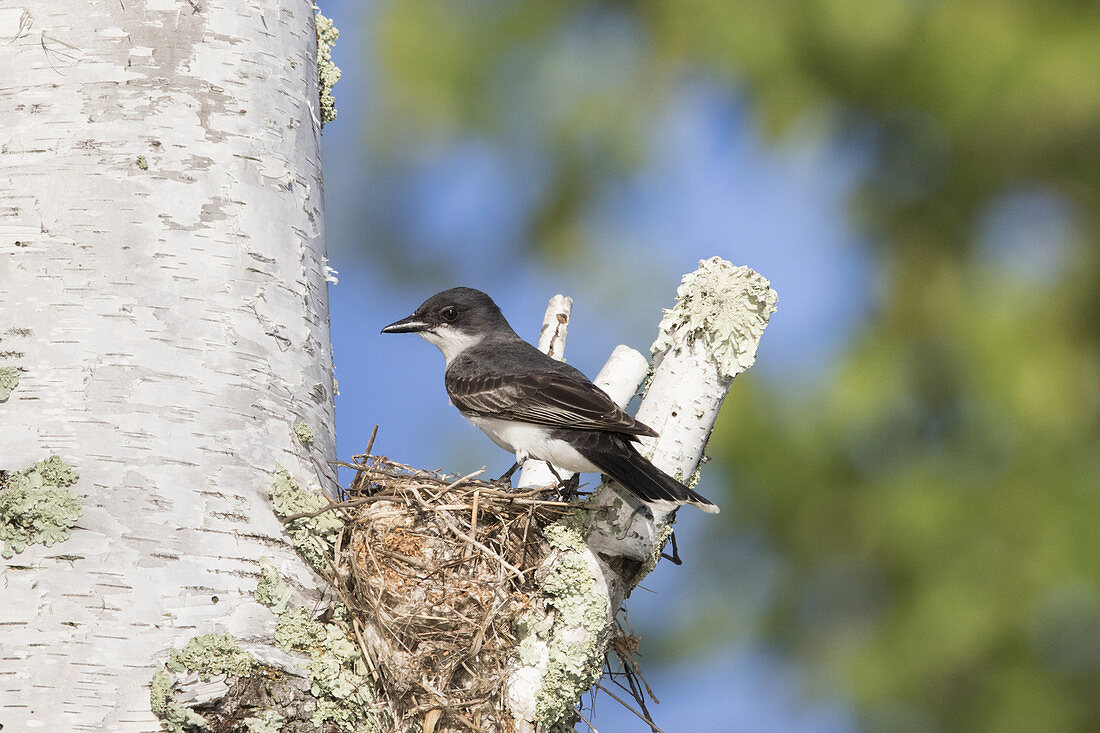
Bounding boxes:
[381,287,516,360]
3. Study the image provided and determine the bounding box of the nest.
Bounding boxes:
[328,453,574,732]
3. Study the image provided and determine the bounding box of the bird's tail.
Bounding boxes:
[583,441,719,514]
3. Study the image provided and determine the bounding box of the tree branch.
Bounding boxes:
[518,294,575,489]
[505,257,778,731]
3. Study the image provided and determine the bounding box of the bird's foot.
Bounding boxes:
[545,465,580,499]
[558,473,581,500]
[494,461,521,487]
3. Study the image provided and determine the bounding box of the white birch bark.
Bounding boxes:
[505,258,778,731]
[591,344,652,407]
[0,2,333,730]
[517,294,572,489]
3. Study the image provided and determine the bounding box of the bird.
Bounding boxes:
[381,287,719,514]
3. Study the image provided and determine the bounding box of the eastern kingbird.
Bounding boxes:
[381,287,719,514]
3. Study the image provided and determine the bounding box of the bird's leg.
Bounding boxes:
[545,464,580,498]
[560,473,581,500]
[495,461,521,485]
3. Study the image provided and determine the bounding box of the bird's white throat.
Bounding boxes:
[418,325,485,365]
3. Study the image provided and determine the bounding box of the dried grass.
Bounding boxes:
[329,453,573,732]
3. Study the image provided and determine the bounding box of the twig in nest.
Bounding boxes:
[595,684,666,733]
[411,487,526,581]
[470,489,480,538]
[575,705,600,733]
[613,612,659,703]
[423,709,442,733]
[278,493,404,524]
[376,547,433,571]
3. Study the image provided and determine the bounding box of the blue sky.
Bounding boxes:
[319,2,868,729]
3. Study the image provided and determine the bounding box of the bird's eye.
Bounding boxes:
[440,306,458,322]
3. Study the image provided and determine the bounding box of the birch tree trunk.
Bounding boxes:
[0,2,335,730]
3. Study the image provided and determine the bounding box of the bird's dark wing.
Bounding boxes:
[446,369,658,437]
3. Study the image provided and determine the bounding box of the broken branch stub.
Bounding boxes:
[518,295,575,489]
[589,256,778,561]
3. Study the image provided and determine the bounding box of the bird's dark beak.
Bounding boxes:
[381,314,430,334]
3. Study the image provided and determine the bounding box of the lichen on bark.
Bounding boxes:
[0,366,19,401]
[167,633,256,680]
[652,256,779,379]
[242,710,285,732]
[275,605,379,732]
[294,421,315,445]
[255,558,291,613]
[150,670,207,732]
[259,560,381,732]
[269,464,341,574]
[262,471,382,732]
[0,455,82,558]
[315,12,341,126]
[152,634,256,732]
[532,513,610,727]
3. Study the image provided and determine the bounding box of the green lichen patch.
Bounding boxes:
[136,155,149,170]
[153,638,292,733]
[534,514,609,726]
[242,710,285,733]
[269,464,340,574]
[266,468,380,730]
[153,574,379,733]
[0,455,82,559]
[272,605,378,732]
[315,12,341,127]
[34,455,78,487]
[255,559,291,614]
[0,366,18,401]
[652,256,778,379]
[294,421,314,445]
[273,605,326,651]
[514,612,554,665]
[542,538,604,633]
[150,669,207,732]
[542,510,591,553]
[166,633,255,681]
[538,647,603,728]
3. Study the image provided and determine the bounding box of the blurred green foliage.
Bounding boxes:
[368,1,1100,730]
[721,258,1100,731]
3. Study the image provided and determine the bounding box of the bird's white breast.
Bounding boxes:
[465,415,600,473]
